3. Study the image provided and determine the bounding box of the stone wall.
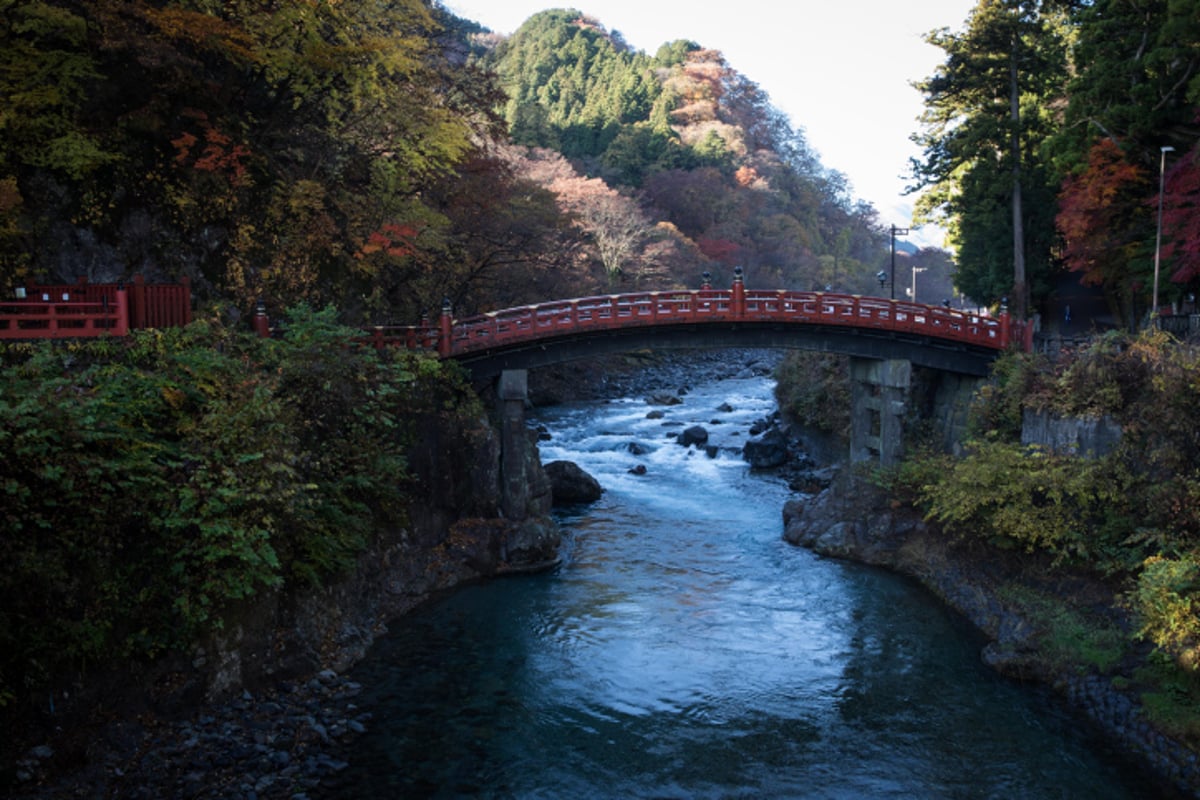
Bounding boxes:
[905,366,984,456]
[1020,409,1122,457]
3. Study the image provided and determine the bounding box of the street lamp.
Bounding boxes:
[911,267,926,303]
[890,225,909,301]
[1152,145,1175,322]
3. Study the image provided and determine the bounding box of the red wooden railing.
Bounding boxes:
[365,285,1026,358]
[0,276,191,340]
[0,290,130,340]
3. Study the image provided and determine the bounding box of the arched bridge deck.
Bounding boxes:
[374,285,1025,380]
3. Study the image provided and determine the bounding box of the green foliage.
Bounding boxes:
[911,1,1070,312]
[999,585,1128,674]
[965,349,1047,441]
[496,9,661,159]
[774,351,850,437]
[918,441,1138,568]
[1128,555,1200,670]
[1136,651,1200,741]
[0,1,115,178]
[0,312,462,705]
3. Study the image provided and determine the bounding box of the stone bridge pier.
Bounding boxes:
[849,358,911,467]
[497,369,534,519]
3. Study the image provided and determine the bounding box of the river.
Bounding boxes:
[326,370,1155,798]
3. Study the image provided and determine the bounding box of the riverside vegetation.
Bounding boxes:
[0,307,481,758]
[778,330,1200,754]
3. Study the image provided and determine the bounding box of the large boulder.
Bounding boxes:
[678,425,709,447]
[743,428,789,469]
[544,460,604,505]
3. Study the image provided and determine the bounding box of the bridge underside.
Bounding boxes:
[452,321,999,383]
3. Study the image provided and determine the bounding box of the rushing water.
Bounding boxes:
[328,372,1156,799]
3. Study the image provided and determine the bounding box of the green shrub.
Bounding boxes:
[1128,554,1200,670]
[774,351,850,436]
[1135,653,1200,742]
[917,441,1138,568]
[0,309,464,705]
[965,349,1048,442]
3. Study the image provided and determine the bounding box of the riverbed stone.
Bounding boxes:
[647,392,682,406]
[678,425,709,447]
[743,428,789,468]
[544,460,603,504]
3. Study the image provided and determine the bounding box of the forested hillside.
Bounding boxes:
[0,1,942,327]
[479,9,892,295]
[1,2,1197,326]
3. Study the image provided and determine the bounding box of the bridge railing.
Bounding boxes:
[448,291,738,351]
[363,287,1017,357]
[0,288,130,340]
[738,290,1004,343]
[1,276,191,340]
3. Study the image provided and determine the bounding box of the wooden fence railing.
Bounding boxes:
[0,276,191,340]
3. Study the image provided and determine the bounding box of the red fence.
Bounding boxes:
[0,276,191,340]
[367,286,1026,358]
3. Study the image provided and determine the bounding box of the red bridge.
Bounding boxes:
[371,275,1027,379]
[2,273,1026,379]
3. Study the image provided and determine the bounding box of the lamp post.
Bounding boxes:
[1152,145,1175,323]
[890,224,909,301]
[910,267,926,303]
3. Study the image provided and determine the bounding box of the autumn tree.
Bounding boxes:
[1056,139,1150,322]
[1162,142,1200,289]
[1050,0,1200,317]
[1,0,511,319]
[544,167,652,289]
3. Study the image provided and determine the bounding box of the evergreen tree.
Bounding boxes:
[911,0,1070,317]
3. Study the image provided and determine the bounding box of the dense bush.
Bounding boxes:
[1129,555,1200,670]
[893,330,1200,674]
[0,308,467,706]
[915,441,1139,570]
[774,351,850,436]
[964,348,1049,441]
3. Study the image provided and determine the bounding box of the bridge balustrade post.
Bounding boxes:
[732,266,745,318]
[252,299,270,338]
[113,286,130,336]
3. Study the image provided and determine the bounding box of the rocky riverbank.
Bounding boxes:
[783,467,1200,799]
[11,668,370,800]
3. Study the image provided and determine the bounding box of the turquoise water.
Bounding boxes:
[326,375,1159,798]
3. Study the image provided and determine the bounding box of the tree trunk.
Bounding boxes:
[1009,41,1027,320]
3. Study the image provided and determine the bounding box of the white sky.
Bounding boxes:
[440,0,976,248]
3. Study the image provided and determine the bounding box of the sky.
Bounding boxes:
[440,0,977,248]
